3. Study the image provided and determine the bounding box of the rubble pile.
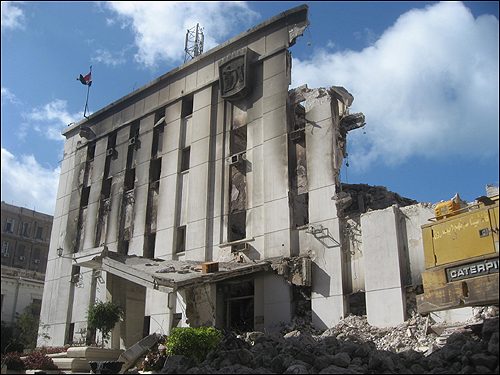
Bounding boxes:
[149,315,498,374]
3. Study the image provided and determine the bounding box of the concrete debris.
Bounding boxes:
[337,183,418,215]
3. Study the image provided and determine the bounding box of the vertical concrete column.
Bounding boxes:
[361,205,406,327]
[306,94,346,329]
[129,115,154,256]
[262,51,291,258]
[83,139,107,250]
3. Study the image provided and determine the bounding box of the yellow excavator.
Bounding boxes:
[416,191,499,314]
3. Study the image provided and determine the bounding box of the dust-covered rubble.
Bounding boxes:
[127,309,499,374]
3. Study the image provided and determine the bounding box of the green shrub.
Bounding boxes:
[87,301,124,347]
[165,327,221,362]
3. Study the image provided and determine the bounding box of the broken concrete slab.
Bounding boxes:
[117,333,160,374]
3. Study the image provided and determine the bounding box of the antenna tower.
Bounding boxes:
[184,23,204,63]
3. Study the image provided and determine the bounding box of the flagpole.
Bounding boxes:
[83,66,92,118]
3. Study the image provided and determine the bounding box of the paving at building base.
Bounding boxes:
[113,307,498,374]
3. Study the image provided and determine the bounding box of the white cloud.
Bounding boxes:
[24,99,81,141]
[105,2,260,68]
[292,2,499,170]
[1,148,60,216]
[1,87,22,106]
[1,1,25,30]
[91,48,128,67]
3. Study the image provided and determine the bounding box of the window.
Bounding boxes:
[181,95,194,118]
[180,147,190,172]
[124,168,136,191]
[33,248,41,264]
[36,226,43,240]
[4,219,14,233]
[21,223,29,237]
[18,245,25,260]
[2,242,10,256]
[176,226,186,253]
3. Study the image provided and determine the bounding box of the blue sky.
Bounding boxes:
[1,1,498,215]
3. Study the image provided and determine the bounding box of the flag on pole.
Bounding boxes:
[77,71,92,86]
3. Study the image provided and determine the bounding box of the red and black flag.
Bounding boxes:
[77,71,92,86]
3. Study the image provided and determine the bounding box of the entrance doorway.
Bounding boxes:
[218,280,254,333]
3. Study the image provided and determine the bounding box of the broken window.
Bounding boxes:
[181,95,194,118]
[144,233,156,259]
[176,226,186,253]
[218,280,254,333]
[2,241,10,255]
[150,158,162,185]
[180,146,190,172]
[118,239,129,255]
[228,211,246,243]
[124,168,136,191]
[80,186,91,208]
[4,218,14,233]
[104,131,117,178]
[65,323,75,346]
[143,316,151,338]
[36,226,43,240]
[152,123,164,158]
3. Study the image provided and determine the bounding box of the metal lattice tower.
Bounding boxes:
[184,23,204,63]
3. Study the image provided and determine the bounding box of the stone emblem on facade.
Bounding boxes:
[219,47,251,101]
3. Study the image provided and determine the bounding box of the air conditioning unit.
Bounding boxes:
[34,259,40,264]
[128,137,137,145]
[19,256,25,261]
[106,148,115,157]
[227,151,246,165]
[2,253,9,258]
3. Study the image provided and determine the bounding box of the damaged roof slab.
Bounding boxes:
[73,247,311,292]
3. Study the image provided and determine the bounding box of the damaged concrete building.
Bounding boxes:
[39,4,435,348]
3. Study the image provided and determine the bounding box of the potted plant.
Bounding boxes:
[86,301,124,348]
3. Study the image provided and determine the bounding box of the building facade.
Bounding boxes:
[1,202,53,325]
[39,5,434,349]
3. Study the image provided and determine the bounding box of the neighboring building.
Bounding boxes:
[1,202,53,325]
[39,4,434,349]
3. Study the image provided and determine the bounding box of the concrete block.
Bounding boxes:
[191,105,211,143]
[194,86,212,112]
[144,91,159,115]
[159,85,170,106]
[366,287,405,327]
[263,51,287,80]
[169,75,186,100]
[265,25,288,53]
[311,295,346,330]
[361,206,403,292]
[430,307,473,324]
[187,165,208,221]
[145,288,168,316]
[264,197,289,234]
[197,58,216,86]
[263,134,288,202]
[186,219,206,251]
[308,185,337,223]
[164,101,181,125]
[185,68,197,93]
[161,149,179,178]
[264,229,290,258]
[247,117,263,151]
[263,106,287,140]
[263,90,288,117]
[134,98,145,119]
[154,227,174,258]
[122,103,136,124]
[247,84,263,125]
[190,137,210,169]
[156,174,177,230]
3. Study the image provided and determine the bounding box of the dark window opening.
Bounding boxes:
[150,158,162,183]
[176,226,186,253]
[152,125,164,157]
[18,245,25,259]
[129,120,140,139]
[36,226,43,240]
[118,239,129,256]
[101,178,112,199]
[124,168,136,191]
[143,316,151,338]
[87,143,96,161]
[219,280,254,333]
[181,95,194,118]
[144,233,156,259]
[81,186,91,208]
[293,193,309,228]
[180,147,190,172]
[4,219,14,233]
[21,223,29,237]
[228,211,246,243]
